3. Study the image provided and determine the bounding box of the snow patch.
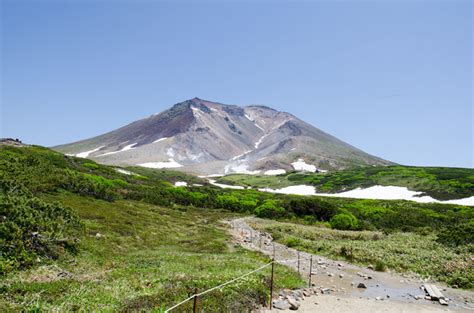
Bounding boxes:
[138,159,182,169]
[166,148,175,158]
[153,137,168,143]
[291,159,317,172]
[255,134,268,149]
[260,185,315,196]
[255,123,265,132]
[97,143,137,157]
[230,150,252,161]
[116,168,134,175]
[174,181,188,187]
[224,162,260,175]
[443,196,474,206]
[198,174,223,178]
[264,169,286,176]
[209,179,245,190]
[259,184,474,206]
[76,146,104,158]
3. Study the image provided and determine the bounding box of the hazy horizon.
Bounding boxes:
[1,1,472,168]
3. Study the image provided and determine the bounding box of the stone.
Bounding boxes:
[302,290,311,297]
[375,296,382,301]
[439,299,448,306]
[328,273,334,277]
[286,296,300,310]
[321,288,331,294]
[339,274,344,278]
[368,264,374,270]
[273,299,290,310]
[357,283,367,289]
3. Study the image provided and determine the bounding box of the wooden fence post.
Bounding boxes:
[193,288,198,313]
[308,255,313,288]
[297,251,300,274]
[269,261,274,309]
[272,242,276,260]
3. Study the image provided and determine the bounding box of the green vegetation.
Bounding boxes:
[329,213,358,230]
[216,165,474,200]
[249,219,474,289]
[1,143,473,312]
[0,145,303,311]
[0,182,82,274]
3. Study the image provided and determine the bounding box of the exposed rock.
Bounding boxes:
[286,296,300,310]
[273,299,290,310]
[357,283,367,289]
[321,288,331,294]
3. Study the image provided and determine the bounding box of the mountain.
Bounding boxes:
[53,98,392,175]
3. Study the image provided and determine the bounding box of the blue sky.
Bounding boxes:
[1,0,472,167]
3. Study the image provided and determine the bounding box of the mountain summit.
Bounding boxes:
[53,98,391,175]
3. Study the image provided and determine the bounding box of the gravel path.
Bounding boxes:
[227,217,474,313]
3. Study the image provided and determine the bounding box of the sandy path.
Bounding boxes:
[227,217,474,313]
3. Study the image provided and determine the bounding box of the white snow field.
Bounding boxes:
[208,179,245,190]
[138,158,182,169]
[259,185,474,206]
[291,159,317,172]
[97,143,138,157]
[153,137,168,143]
[264,169,286,175]
[75,146,104,158]
[174,181,188,187]
[116,168,133,175]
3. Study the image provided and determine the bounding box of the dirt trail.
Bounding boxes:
[227,217,474,313]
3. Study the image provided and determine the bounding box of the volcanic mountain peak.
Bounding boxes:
[54,98,391,175]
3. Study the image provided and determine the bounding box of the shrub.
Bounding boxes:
[284,236,301,248]
[436,222,474,247]
[330,213,358,230]
[285,198,337,221]
[255,200,285,218]
[0,186,83,274]
[375,260,387,272]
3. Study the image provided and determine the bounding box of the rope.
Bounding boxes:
[165,261,274,312]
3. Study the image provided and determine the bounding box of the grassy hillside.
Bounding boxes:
[216,165,474,200]
[0,145,302,311]
[1,144,473,312]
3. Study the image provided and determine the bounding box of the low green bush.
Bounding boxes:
[0,182,83,274]
[255,200,285,218]
[330,213,359,230]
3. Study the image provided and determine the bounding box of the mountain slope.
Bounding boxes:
[54,98,392,174]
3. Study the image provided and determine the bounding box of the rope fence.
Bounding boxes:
[165,223,315,312]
